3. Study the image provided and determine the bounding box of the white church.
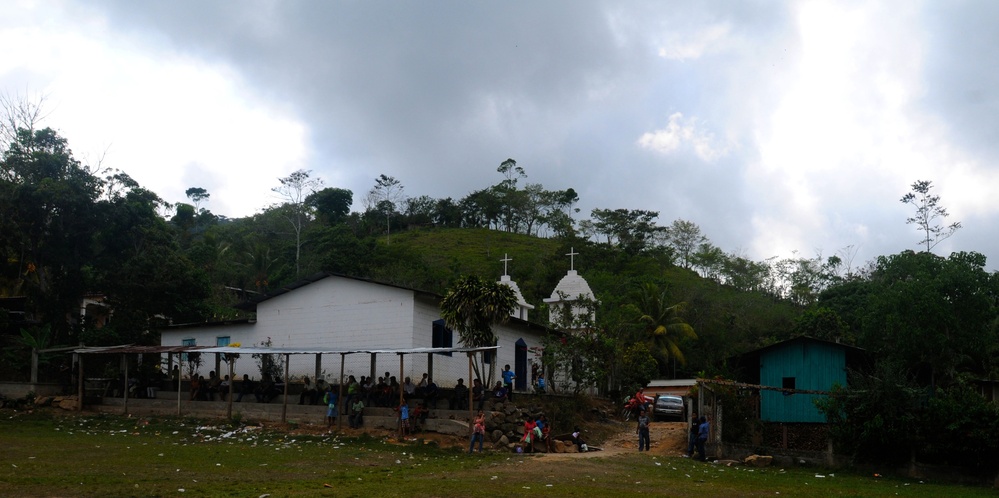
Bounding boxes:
[160,251,594,391]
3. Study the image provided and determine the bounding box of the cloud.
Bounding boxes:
[637,112,728,162]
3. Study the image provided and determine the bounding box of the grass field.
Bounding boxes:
[1,410,996,497]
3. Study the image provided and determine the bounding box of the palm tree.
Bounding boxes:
[439,275,517,384]
[624,283,697,376]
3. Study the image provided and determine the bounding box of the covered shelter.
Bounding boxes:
[71,344,498,434]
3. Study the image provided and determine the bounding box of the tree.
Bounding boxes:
[306,187,352,226]
[272,169,323,276]
[900,180,961,252]
[185,187,210,212]
[366,174,404,244]
[622,282,697,375]
[439,275,517,384]
[664,219,707,269]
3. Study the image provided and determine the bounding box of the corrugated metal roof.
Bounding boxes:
[72,345,500,355]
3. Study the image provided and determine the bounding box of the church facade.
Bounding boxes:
[160,271,550,388]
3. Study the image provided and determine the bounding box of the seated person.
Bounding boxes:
[572,426,587,452]
[312,378,326,405]
[493,381,507,401]
[402,377,416,400]
[451,378,469,410]
[299,376,316,405]
[472,379,485,411]
[189,375,202,401]
[219,375,230,401]
[255,375,278,403]
[424,378,439,409]
[416,373,429,397]
[411,402,429,432]
[236,374,254,402]
[206,371,221,401]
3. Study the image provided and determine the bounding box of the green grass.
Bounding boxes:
[1,410,996,497]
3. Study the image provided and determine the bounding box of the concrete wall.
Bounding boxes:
[161,275,546,389]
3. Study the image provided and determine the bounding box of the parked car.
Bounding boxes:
[652,395,685,421]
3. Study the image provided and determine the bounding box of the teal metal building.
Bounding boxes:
[740,337,865,423]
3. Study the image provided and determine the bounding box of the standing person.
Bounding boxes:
[171,365,180,391]
[469,410,486,453]
[324,385,338,429]
[685,412,699,457]
[695,416,710,461]
[501,364,516,401]
[397,401,410,438]
[349,396,364,429]
[298,376,315,405]
[637,409,651,452]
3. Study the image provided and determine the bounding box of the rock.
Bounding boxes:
[744,455,773,467]
[497,434,510,447]
[58,398,78,411]
[35,396,53,406]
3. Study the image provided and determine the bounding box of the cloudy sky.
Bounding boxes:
[3,0,998,270]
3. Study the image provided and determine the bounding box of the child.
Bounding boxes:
[324,386,338,428]
[396,402,410,438]
[469,410,486,453]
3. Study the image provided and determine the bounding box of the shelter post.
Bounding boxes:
[337,353,346,432]
[226,356,234,419]
[76,352,84,411]
[427,353,433,386]
[398,353,405,438]
[122,356,129,416]
[369,353,376,382]
[176,352,182,417]
[314,354,322,383]
[30,348,38,384]
[467,352,473,428]
[281,353,290,423]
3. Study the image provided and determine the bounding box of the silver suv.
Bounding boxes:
[652,395,685,421]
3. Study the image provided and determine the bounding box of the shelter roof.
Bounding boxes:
[72,345,500,356]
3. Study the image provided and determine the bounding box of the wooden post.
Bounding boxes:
[467,352,474,429]
[76,353,84,412]
[226,356,234,420]
[337,353,346,432]
[398,353,405,438]
[314,353,322,383]
[281,353,290,423]
[30,348,38,384]
[176,353,182,417]
[122,356,129,416]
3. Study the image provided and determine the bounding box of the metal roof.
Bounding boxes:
[72,345,500,355]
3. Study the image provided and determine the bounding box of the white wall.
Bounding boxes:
[161,275,547,387]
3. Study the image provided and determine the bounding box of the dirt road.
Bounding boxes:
[540,420,689,460]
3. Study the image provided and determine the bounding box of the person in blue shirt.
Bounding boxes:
[324,386,338,428]
[695,416,710,461]
[501,364,516,401]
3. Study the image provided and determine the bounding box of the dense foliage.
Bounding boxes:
[3,116,999,475]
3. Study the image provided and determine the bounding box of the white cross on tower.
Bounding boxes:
[566,247,578,271]
[500,253,512,277]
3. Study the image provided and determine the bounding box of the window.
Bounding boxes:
[432,320,452,356]
[216,336,230,347]
[181,338,196,363]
